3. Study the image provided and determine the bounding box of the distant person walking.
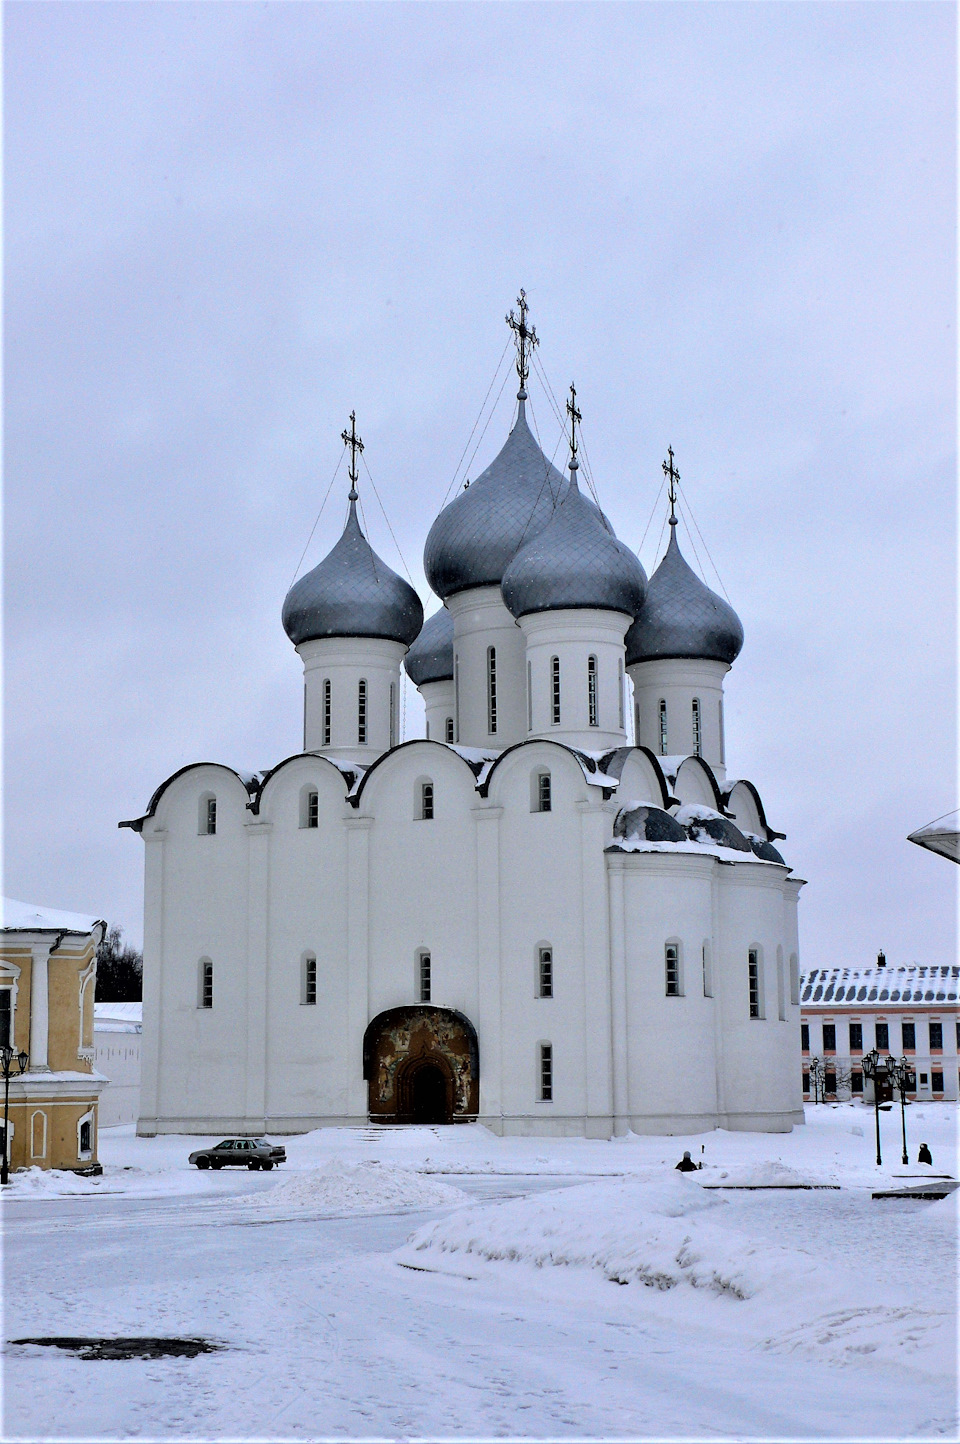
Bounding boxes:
[675,1150,698,1172]
[918,1143,933,1165]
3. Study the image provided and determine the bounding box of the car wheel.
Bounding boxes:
[262,1160,274,1171]
[196,1157,210,1169]
[247,1159,260,1170]
[211,1159,223,1169]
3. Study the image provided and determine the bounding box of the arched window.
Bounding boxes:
[537,946,553,998]
[776,946,786,1021]
[416,779,434,821]
[527,661,533,731]
[322,678,332,746]
[789,953,800,1007]
[445,717,454,744]
[199,793,217,835]
[302,953,317,1006]
[701,941,713,997]
[692,698,702,757]
[30,1110,47,1160]
[748,948,763,1018]
[538,1042,553,1101]
[551,657,561,725]
[618,659,624,730]
[718,698,725,765]
[418,950,431,1003]
[659,699,668,755]
[77,1112,94,1159]
[634,700,640,747]
[357,679,368,745]
[0,988,11,1050]
[389,683,397,749]
[299,786,319,829]
[532,770,552,813]
[587,656,598,727]
[487,646,498,734]
[198,959,213,1010]
[665,941,682,996]
[454,655,460,743]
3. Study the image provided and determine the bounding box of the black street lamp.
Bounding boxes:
[887,1055,914,1167]
[808,1055,825,1105]
[1,1044,29,1186]
[860,1048,887,1167]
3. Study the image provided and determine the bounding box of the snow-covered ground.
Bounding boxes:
[4,1103,957,1440]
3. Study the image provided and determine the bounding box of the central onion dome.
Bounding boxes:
[625,525,743,665]
[501,460,647,619]
[423,403,570,600]
[282,496,423,648]
[404,605,454,685]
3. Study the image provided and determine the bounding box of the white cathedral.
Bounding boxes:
[127,302,804,1139]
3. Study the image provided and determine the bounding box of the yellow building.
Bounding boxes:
[1,899,106,1174]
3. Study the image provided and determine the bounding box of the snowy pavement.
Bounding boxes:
[4,1104,958,1440]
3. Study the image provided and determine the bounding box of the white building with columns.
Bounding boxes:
[125,319,805,1139]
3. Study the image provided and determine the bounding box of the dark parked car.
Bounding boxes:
[189,1138,286,1171]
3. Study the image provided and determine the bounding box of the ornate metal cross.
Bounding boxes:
[505,289,539,393]
[566,382,582,462]
[341,411,364,499]
[662,445,680,523]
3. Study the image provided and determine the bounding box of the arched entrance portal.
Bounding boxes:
[363,1006,479,1124]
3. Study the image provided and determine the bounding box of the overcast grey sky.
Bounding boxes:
[5,2,956,967]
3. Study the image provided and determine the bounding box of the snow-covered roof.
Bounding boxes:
[1,898,104,935]
[800,964,960,1008]
[94,1001,143,1033]
[907,810,960,864]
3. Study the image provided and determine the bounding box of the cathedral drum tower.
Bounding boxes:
[126,296,804,1139]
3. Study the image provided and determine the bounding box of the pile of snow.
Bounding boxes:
[701,1160,823,1188]
[4,1167,106,1198]
[397,1174,822,1300]
[248,1159,468,1214]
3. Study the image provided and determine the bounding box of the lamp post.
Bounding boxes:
[887,1055,914,1167]
[1,1044,29,1185]
[861,1048,886,1167]
[808,1056,824,1105]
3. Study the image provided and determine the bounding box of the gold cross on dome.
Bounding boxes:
[341,411,364,499]
[662,445,680,523]
[505,289,539,393]
[566,382,582,462]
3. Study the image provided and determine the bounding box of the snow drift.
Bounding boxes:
[249,1159,468,1214]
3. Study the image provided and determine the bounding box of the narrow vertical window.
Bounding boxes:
[551,657,561,725]
[659,699,668,755]
[618,660,624,730]
[719,698,725,764]
[692,698,702,757]
[322,679,331,746]
[454,656,460,743]
[748,949,761,1018]
[527,661,533,731]
[420,781,434,820]
[418,951,431,1003]
[538,947,553,998]
[776,946,785,1021]
[357,679,367,746]
[789,954,799,1006]
[486,646,498,734]
[634,701,640,747]
[200,795,217,835]
[587,655,598,727]
[701,942,713,997]
[307,790,319,829]
[389,683,397,749]
[199,959,213,1009]
[302,954,317,1006]
[665,943,680,996]
[539,1043,553,1101]
[445,717,454,744]
[79,1118,92,1155]
[0,990,10,1049]
[537,772,552,813]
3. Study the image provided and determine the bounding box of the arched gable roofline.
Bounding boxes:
[350,738,481,809]
[598,746,673,809]
[672,755,728,813]
[119,762,259,833]
[722,778,786,842]
[249,751,357,816]
[362,1005,479,1080]
[479,738,607,800]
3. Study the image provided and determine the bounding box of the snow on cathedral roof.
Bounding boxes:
[1,898,104,935]
[800,964,960,1007]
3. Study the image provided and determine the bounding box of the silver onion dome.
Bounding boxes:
[625,526,743,666]
[282,498,424,648]
[500,461,647,620]
[423,403,570,600]
[403,604,454,686]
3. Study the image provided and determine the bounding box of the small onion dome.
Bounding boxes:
[625,527,743,666]
[674,804,752,853]
[404,605,454,686]
[613,804,687,844]
[282,498,423,647]
[500,463,646,620]
[424,405,572,600]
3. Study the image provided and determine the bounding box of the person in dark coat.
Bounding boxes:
[675,1150,698,1172]
[918,1143,933,1165]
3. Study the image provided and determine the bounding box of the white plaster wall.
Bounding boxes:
[447,587,526,748]
[628,657,730,775]
[615,749,670,808]
[299,636,406,760]
[93,1031,141,1126]
[420,678,455,743]
[522,609,631,751]
[725,782,764,836]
